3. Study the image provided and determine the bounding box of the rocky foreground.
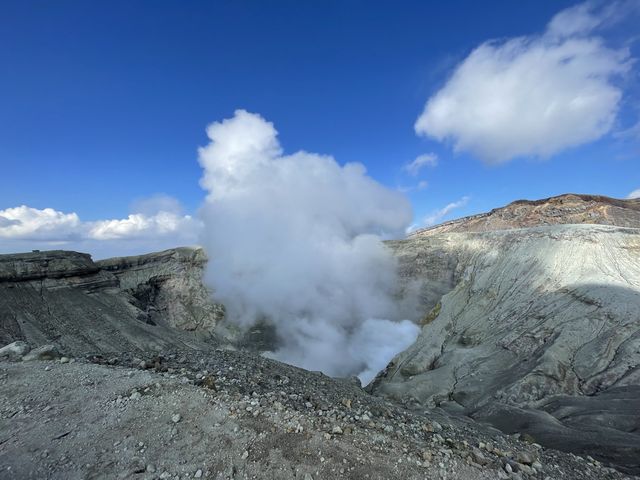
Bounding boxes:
[1,347,634,480]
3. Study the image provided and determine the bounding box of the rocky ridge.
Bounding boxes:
[410,194,640,237]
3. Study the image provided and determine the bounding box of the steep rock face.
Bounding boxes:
[0,248,224,355]
[97,247,224,332]
[372,225,640,472]
[410,194,640,237]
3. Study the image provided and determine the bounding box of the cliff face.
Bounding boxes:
[410,194,640,237]
[373,224,640,473]
[97,247,224,332]
[0,247,224,355]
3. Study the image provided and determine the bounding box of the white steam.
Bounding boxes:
[198,110,419,384]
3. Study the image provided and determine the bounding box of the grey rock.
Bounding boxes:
[0,341,30,359]
[22,344,60,361]
[0,248,227,356]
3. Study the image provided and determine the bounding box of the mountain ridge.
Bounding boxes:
[410,193,640,237]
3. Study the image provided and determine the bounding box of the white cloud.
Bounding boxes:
[198,109,418,383]
[0,197,201,258]
[88,212,197,241]
[397,180,429,193]
[627,189,640,199]
[415,1,633,163]
[409,196,470,232]
[130,193,185,216]
[0,206,82,240]
[403,153,438,176]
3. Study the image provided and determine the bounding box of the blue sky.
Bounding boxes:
[1,0,639,256]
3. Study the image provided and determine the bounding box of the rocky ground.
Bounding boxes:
[1,349,636,480]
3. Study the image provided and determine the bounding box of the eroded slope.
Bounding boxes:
[373,224,640,473]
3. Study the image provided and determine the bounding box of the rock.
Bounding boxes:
[517,451,534,465]
[331,426,343,435]
[471,448,489,466]
[146,465,156,473]
[171,413,181,423]
[22,344,60,362]
[0,341,30,359]
[241,450,249,459]
[59,357,70,364]
[194,469,203,478]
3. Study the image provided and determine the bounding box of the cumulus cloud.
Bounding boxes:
[198,109,419,384]
[627,189,640,199]
[0,206,82,241]
[0,197,200,258]
[404,153,438,176]
[415,1,634,163]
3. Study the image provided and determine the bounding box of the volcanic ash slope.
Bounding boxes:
[373,224,640,473]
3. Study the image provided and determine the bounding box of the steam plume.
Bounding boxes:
[198,110,419,383]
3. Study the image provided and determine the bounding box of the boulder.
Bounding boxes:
[0,341,30,360]
[22,344,60,362]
